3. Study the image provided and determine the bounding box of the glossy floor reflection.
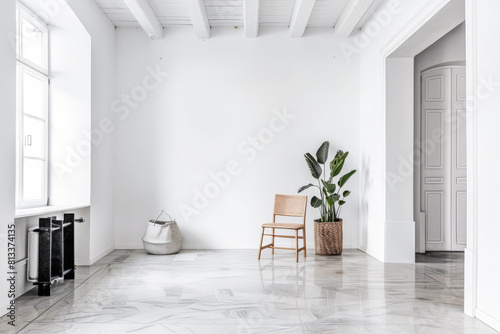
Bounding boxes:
[1,250,497,333]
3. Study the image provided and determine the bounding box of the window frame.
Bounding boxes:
[16,3,50,209]
[17,2,49,75]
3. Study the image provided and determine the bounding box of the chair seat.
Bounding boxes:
[262,223,304,230]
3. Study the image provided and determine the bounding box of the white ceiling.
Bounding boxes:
[93,0,382,37]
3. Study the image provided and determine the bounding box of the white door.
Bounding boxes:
[421,67,466,251]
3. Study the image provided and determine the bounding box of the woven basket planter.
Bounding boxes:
[314,219,343,255]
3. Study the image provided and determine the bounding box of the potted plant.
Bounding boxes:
[299,141,356,255]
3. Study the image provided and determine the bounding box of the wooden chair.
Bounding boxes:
[258,194,308,262]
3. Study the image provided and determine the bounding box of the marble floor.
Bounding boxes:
[1,249,497,334]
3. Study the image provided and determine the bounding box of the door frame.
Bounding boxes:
[382,0,476,317]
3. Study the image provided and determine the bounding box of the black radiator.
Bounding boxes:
[32,213,75,296]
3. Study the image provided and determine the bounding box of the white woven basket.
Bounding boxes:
[142,210,183,255]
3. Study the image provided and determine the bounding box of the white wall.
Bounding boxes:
[113,27,360,250]
[66,0,116,264]
[470,0,500,330]
[413,22,465,252]
[49,5,91,207]
[0,0,16,318]
[386,58,414,223]
[414,22,465,72]
[385,57,415,262]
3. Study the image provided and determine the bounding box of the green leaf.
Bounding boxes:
[338,169,356,188]
[338,200,346,206]
[326,195,334,207]
[311,196,322,208]
[298,184,316,193]
[332,194,340,201]
[304,153,322,179]
[321,180,336,194]
[343,190,351,197]
[330,151,349,179]
[316,141,330,164]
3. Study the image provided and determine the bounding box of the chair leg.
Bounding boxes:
[258,227,265,260]
[272,228,275,255]
[295,229,299,262]
[303,227,306,258]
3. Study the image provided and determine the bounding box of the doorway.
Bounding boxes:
[412,22,466,253]
[383,0,476,317]
[382,0,478,317]
[420,66,467,251]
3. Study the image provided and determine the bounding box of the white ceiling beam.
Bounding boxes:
[123,0,164,40]
[244,0,260,38]
[334,0,375,38]
[185,0,211,39]
[289,0,316,38]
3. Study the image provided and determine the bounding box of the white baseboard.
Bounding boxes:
[76,257,91,266]
[115,244,144,250]
[358,221,416,263]
[358,244,384,262]
[77,245,115,265]
[464,247,477,317]
[89,245,116,265]
[305,243,358,251]
[0,303,7,317]
[384,221,415,263]
[114,243,359,251]
[476,308,500,332]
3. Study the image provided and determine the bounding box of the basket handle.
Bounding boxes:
[151,210,174,225]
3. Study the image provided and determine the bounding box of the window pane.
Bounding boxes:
[21,18,45,69]
[23,158,45,202]
[22,70,47,119]
[23,116,45,159]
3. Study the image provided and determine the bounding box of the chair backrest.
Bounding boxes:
[273,194,307,223]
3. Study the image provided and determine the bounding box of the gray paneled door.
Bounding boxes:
[421,66,467,251]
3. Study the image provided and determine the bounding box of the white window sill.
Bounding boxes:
[15,204,90,219]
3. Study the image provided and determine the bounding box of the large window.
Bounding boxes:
[16,4,49,208]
